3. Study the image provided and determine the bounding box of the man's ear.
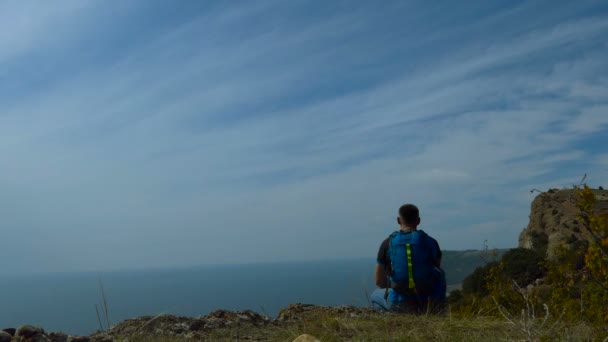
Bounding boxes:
[397,217,402,225]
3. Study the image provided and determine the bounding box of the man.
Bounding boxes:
[371,204,446,313]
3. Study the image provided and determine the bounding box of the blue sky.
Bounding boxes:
[1,0,608,274]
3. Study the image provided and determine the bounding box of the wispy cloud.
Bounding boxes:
[0,0,607,273]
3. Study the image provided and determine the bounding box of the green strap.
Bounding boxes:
[406,244,415,289]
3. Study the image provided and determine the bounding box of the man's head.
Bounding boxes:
[397,204,420,229]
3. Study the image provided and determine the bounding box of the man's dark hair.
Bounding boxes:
[399,204,419,225]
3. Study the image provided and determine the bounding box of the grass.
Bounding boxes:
[118,311,602,341]
[90,272,604,341]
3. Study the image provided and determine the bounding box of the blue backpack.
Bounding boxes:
[387,230,444,299]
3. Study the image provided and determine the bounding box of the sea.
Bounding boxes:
[0,259,378,335]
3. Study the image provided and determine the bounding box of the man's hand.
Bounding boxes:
[375,264,388,288]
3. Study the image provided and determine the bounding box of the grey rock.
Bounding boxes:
[30,334,52,342]
[0,331,12,342]
[2,328,17,336]
[1,328,15,336]
[88,336,113,342]
[48,332,69,342]
[16,325,44,338]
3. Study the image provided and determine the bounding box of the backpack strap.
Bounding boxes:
[406,243,415,290]
[384,231,399,300]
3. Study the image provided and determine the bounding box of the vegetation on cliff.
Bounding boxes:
[448,185,608,341]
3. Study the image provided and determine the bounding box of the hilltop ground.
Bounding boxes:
[113,304,600,342]
[3,303,602,341]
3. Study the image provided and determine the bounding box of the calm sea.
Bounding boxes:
[0,259,377,335]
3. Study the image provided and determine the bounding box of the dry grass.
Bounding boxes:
[121,312,602,341]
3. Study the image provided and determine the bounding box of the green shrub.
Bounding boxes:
[447,289,464,305]
[462,261,497,295]
[499,248,546,287]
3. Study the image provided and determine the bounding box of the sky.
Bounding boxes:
[1,0,608,274]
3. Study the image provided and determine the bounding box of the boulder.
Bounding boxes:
[1,329,15,337]
[48,332,69,342]
[0,331,12,342]
[16,325,44,338]
[29,335,51,342]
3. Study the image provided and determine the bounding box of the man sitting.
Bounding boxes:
[371,204,446,313]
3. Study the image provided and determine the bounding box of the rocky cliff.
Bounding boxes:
[518,187,608,259]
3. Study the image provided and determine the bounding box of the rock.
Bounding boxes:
[67,336,90,342]
[1,329,15,336]
[89,305,377,341]
[518,188,608,259]
[88,336,113,342]
[546,231,566,259]
[293,334,321,342]
[30,335,51,342]
[48,332,69,342]
[88,310,272,341]
[188,319,206,332]
[16,325,44,338]
[0,331,12,342]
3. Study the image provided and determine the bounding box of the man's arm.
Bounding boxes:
[428,236,442,267]
[375,264,389,288]
[375,237,390,288]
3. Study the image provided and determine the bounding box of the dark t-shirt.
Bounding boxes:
[376,230,442,270]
